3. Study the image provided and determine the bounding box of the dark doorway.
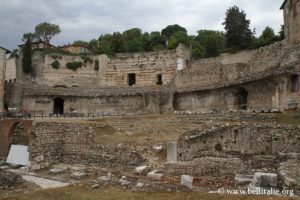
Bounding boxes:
[290,74,299,93]
[53,97,64,115]
[128,73,136,86]
[237,88,248,110]
[156,74,163,85]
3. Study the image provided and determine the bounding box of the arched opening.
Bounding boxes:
[7,122,29,156]
[236,88,248,110]
[53,97,64,115]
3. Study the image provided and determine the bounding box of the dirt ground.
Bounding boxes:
[2,185,299,200]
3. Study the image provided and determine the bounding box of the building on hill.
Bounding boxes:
[59,44,92,54]
[18,40,55,51]
[281,0,300,44]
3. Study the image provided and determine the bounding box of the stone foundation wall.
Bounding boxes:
[163,157,247,177]
[178,124,300,170]
[29,122,145,169]
[0,49,6,111]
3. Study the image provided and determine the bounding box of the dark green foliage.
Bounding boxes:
[161,24,187,39]
[94,60,99,71]
[190,40,205,59]
[35,22,61,45]
[22,33,37,42]
[21,39,32,74]
[223,6,254,50]
[51,60,60,69]
[81,55,93,64]
[66,61,83,71]
[254,26,277,48]
[168,31,190,49]
[195,30,226,58]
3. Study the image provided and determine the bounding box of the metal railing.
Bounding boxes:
[0,111,144,120]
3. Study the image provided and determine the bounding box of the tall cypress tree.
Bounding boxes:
[22,39,32,74]
[223,6,253,50]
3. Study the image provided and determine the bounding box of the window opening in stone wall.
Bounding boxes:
[156,74,163,85]
[128,73,136,86]
[237,88,248,110]
[53,97,64,115]
[290,74,299,93]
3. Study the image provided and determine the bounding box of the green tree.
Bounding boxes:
[168,31,190,49]
[35,22,61,46]
[161,24,187,39]
[254,26,276,48]
[111,32,124,53]
[22,39,32,74]
[223,6,253,50]
[190,40,205,59]
[145,32,166,51]
[123,28,144,52]
[196,30,226,58]
[22,32,37,42]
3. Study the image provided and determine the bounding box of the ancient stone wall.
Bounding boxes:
[178,124,300,170]
[5,58,17,82]
[174,42,286,92]
[29,122,145,169]
[0,49,6,112]
[28,44,191,88]
[283,0,300,45]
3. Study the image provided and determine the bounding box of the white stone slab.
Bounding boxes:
[181,175,193,189]
[6,145,29,166]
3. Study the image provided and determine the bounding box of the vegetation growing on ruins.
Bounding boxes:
[51,60,60,69]
[21,39,32,74]
[66,61,83,71]
[94,60,99,71]
[81,55,93,64]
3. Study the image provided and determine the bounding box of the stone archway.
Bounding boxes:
[0,119,32,158]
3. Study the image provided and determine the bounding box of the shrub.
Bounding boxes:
[66,61,83,71]
[94,60,99,71]
[51,60,60,69]
[81,55,93,64]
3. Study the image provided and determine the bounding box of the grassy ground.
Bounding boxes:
[275,112,300,126]
[2,185,298,200]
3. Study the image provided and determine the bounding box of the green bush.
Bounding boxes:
[81,55,93,64]
[66,61,83,71]
[51,60,60,69]
[94,60,99,71]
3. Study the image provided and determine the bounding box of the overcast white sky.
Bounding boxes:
[0,0,284,50]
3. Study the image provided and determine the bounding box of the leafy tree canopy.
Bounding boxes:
[161,24,187,39]
[35,22,61,45]
[223,6,254,50]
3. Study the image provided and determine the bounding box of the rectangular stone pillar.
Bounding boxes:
[0,48,6,112]
[167,142,177,162]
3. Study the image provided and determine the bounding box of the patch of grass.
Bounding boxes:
[275,112,300,126]
[81,55,93,64]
